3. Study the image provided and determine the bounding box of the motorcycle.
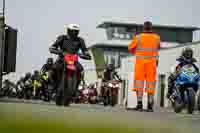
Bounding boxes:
[16,83,24,99]
[41,71,57,102]
[52,50,90,106]
[88,84,98,104]
[24,79,33,100]
[75,84,98,104]
[1,83,17,98]
[8,85,17,98]
[40,66,57,102]
[75,84,89,103]
[101,80,120,106]
[170,64,200,114]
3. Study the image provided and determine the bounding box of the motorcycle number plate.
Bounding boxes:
[68,61,74,65]
[67,65,76,70]
[83,89,89,94]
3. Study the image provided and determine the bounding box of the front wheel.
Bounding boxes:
[56,76,64,106]
[111,95,117,107]
[187,88,195,114]
[171,88,183,113]
[17,91,24,99]
[103,89,110,106]
[173,100,183,113]
[25,88,32,100]
[103,96,109,106]
[64,70,77,106]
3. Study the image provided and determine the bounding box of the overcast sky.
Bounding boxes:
[1,0,200,79]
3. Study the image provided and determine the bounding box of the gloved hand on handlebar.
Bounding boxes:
[49,47,62,55]
[79,51,91,60]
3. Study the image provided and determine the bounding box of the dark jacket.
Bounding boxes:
[176,56,199,73]
[103,70,121,82]
[49,35,89,55]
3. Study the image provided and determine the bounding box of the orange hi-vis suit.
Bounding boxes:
[128,32,160,95]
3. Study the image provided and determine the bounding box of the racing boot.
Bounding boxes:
[133,101,143,111]
[167,74,176,99]
[146,103,154,112]
[146,94,154,112]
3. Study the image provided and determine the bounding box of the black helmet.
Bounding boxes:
[4,79,9,83]
[34,70,39,75]
[107,64,114,71]
[182,47,193,59]
[25,72,31,79]
[66,24,80,39]
[19,77,24,81]
[47,58,53,65]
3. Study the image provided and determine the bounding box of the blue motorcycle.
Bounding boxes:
[170,64,200,114]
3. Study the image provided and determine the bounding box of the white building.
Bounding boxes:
[85,21,200,107]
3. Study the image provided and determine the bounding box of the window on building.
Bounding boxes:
[107,27,137,40]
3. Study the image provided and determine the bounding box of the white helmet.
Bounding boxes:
[64,24,80,38]
[67,24,80,31]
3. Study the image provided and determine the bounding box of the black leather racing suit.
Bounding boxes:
[101,69,122,97]
[49,35,91,92]
[102,70,121,82]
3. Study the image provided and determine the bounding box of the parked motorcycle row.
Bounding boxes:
[0,74,121,107]
[0,73,56,102]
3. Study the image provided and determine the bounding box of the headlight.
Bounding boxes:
[83,89,89,94]
[12,88,17,93]
[18,87,22,91]
[78,86,83,90]
[108,83,113,87]
[115,84,119,87]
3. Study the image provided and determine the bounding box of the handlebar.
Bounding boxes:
[49,48,91,60]
[78,53,91,60]
[49,48,62,55]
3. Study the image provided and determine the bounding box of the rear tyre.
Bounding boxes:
[111,95,117,107]
[173,100,183,113]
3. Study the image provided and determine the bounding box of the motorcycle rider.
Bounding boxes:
[16,77,25,98]
[31,70,40,81]
[102,64,122,82]
[167,47,199,99]
[23,72,32,83]
[2,79,10,96]
[2,79,17,97]
[40,58,55,86]
[40,58,56,101]
[31,70,42,98]
[49,24,91,106]
[23,72,33,99]
[101,64,122,97]
[41,58,54,73]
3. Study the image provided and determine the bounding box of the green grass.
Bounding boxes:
[0,102,192,133]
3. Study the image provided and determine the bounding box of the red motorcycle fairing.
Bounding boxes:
[67,65,76,70]
[64,53,81,80]
[64,53,78,71]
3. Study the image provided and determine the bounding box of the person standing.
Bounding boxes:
[128,21,161,112]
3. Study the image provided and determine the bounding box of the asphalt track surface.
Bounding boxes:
[0,98,200,132]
